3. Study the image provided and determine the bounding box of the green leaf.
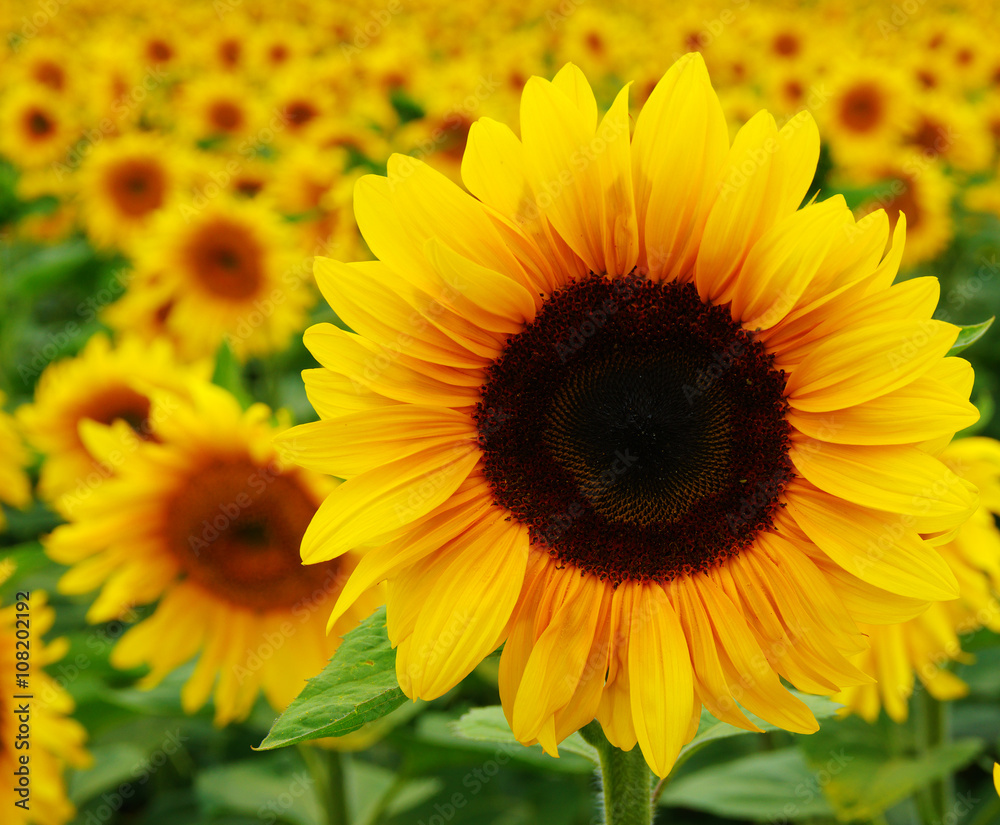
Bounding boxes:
[948,317,993,355]
[659,748,835,820]
[211,341,253,408]
[414,710,593,774]
[195,757,321,825]
[452,706,599,765]
[257,607,407,749]
[817,739,983,821]
[5,239,96,293]
[678,691,841,762]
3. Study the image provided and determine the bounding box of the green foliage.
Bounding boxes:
[258,607,408,749]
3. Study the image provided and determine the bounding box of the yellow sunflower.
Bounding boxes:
[0,590,92,825]
[818,61,915,164]
[0,86,78,170]
[0,394,31,533]
[839,437,1000,722]
[130,197,313,361]
[18,334,212,514]
[44,384,381,725]
[77,132,192,252]
[280,56,979,778]
[848,150,955,269]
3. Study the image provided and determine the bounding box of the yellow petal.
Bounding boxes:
[520,74,604,272]
[788,359,979,445]
[784,483,960,600]
[275,407,475,478]
[300,444,481,563]
[632,53,728,282]
[399,515,529,699]
[789,440,977,529]
[785,320,958,411]
[628,581,694,778]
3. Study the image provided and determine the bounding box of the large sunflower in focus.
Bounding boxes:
[840,437,1000,722]
[282,56,979,777]
[44,384,380,724]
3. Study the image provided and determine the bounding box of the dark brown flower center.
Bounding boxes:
[475,274,793,585]
[105,158,167,217]
[164,457,339,610]
[182,218,264,299]
[839,83,884,133]
[77,385,154,441]
[208,100,244,133]
[25,108,55,138]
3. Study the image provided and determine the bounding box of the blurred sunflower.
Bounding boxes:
[0,590,92,825]
[77,132,192,251]
[0,394,31,533]
[0,86,78,170]
[129,197,312,360]
[819,62,914,163]
[44,384,380,725]
[281,56,978,777]
[18,334,211,514]
[850,150,954,268]
[839,438,1000,722]
[176,75,263,142]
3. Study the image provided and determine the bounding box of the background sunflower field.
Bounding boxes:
[2,1,1000,824]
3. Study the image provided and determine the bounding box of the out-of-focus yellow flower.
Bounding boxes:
[818,61,915,164]
[44,384,382,726]
[839,438,1000,722]
[850,150,955,268]
[0,393,31,533]
[0,86,79,170]
[126,196,313,361]
[18,334,211,514]
[76,132,193,252]
[0,592,92,825]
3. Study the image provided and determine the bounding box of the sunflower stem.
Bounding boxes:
[914,688,952,825]
[580,721,654,825]
[298,744,349,825]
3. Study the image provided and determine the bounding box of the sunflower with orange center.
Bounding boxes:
[43,384,380,725]
[818,61,915,164]
[848,149,954,269]
[0,588,92,825]
[0,86,78,170]
[130,198,313,361]
[279,55,979,778]
[18,334,212,515]
[840,437,1000,723]
[77,132,192,252]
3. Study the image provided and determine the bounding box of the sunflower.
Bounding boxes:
[0,86,78,170]
[281,55,978,777]
[0,590,92,825]
[0,394,31,533]
[838,437,1000,722]
[18,334,212,514]
[848,150,955,269]
[176,75,264,142]
[130,197,313,361]
[43,384,381,725]
[905,93,992,174]
[77,132,192,252]
[818,61,915,164]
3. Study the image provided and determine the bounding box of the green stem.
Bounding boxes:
[298,745,349,825]
[580,721,653,825]
[913,688,951,825]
